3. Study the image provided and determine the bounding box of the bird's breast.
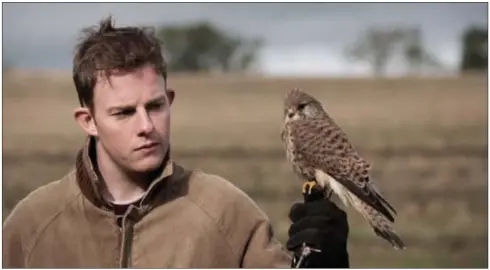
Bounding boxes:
[284,127,296,162]
[283,125,314,179]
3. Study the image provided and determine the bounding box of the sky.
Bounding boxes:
[3,2,488,77]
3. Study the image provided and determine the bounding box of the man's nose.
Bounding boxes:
[137,111,155,135]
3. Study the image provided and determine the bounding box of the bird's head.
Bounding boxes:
[283,88,326,123]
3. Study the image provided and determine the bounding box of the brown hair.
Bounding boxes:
[72,16,167,110]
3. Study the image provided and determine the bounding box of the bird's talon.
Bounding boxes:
[302,180,317,195]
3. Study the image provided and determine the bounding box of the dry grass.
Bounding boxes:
[3,70,488,268]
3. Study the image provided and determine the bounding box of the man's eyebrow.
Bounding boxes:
[107,95,167,113]
[146,95,166,105]
[107,104,135,114]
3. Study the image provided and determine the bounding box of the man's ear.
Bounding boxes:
[74,107,98,137]
[167,88,175,106]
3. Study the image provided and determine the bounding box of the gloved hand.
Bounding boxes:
[286,187,350,268]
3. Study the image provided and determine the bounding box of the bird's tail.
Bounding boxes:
[359,200,406,250]
[373,225,406,250]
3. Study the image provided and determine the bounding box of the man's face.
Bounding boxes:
[79,64,174,174]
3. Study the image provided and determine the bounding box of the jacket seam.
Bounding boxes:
[24,191,81,264]
[183,195,240,263]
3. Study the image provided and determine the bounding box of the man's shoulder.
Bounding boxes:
[179,166,290,267]
[3,169,80,234]
[188,169,258,206]
[185,168,269,224]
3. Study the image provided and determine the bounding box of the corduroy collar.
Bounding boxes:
[75,136,176,213]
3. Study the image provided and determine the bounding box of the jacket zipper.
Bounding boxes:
[119,217,134,268]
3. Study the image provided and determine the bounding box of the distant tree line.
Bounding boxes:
[344,25,487,77]
[460,26,487,72]
[156,22,262,74]
[3,21,487,76]
[150,21,488,77]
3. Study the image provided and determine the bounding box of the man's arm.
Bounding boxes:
[240,217,292,268]
[3,206,29,268]
[205,174,349,268]
[2,184,49,268]
[235,191,350,268]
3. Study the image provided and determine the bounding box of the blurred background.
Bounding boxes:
[3,2,488,268]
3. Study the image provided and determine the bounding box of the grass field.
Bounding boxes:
[3,70,488,268]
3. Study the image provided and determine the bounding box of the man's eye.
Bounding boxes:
[148,103,164,110]
[114,110,134,117]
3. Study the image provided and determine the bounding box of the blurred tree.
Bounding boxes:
[402,27,443,75]
[344,28,404,77]
[345,26,444,77]
[460,26,487,72]
[403,28,424,74]
[156,22,263,73]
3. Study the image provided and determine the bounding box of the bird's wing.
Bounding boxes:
[289,119,397,222]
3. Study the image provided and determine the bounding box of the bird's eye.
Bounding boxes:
[298,103,307,110]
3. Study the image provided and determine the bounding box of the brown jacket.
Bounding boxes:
[3,138,291,268]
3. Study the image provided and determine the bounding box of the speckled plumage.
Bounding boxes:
[281,88,405,250]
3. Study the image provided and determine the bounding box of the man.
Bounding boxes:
[2,16,349,268]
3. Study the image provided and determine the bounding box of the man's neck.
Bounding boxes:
[94,142,154,205]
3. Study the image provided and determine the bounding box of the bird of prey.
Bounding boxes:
[281,88,405,250]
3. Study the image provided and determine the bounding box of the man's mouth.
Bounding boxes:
[135,142,159,151]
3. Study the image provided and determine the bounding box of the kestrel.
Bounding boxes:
[281,88,405,250]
